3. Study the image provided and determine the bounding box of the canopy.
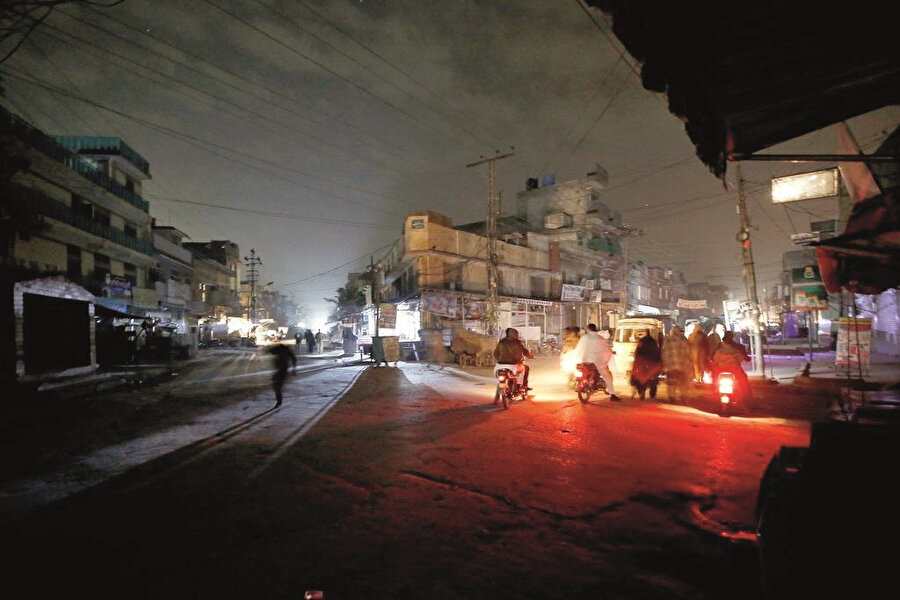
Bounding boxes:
[813,187,900,295]
[588,0,900,178]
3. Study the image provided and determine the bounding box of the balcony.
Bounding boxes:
[9,182,155,256]
[54,136,151,178]
[2,106,150,213]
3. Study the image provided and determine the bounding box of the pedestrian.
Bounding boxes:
[304,329,316,353]
[707,323,725,356]
[267,343,296,407]
[662,325,692,404]
[315,329,324,353]
[688,323,711,382]
[572,323,619,401]
[630,329,662,400]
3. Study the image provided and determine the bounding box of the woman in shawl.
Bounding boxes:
[630,329,662,400]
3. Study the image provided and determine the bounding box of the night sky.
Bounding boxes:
[3,0,897,325]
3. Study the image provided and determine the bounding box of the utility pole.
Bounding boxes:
[734,163,765,377]
[617,224,643,317]
[367,256,381,337]
[466,148,514,335]
[243,248,262,323]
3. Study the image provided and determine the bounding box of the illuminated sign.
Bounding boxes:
[771,168,840,203]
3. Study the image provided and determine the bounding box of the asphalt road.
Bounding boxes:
[0,352,825,599]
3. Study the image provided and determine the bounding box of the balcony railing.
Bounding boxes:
[9,182,156,257]
[54,136,151,177]
[1,106,150,213]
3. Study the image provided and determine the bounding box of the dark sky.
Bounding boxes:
[3,0,897,326]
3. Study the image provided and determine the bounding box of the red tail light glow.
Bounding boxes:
[718,374,735,395]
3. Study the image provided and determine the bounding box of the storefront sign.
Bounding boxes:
[104,276,132,298]
[791,265,828,311]
[589,290,602,303]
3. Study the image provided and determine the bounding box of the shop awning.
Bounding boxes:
[813,187,900,295]
[587,0,900,179]
[93,297,146,319]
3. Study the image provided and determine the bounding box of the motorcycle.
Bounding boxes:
[715,371,745,416]
[573,362,607,403]
[493,362,528,409]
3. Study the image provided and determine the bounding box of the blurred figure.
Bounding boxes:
[711,330,752,399]
[304,329,316,353]
[662,325,692,404]
[559,326,582,387]
[267,343,297,407]
[688,324,711,382]
[315,329,324,353]
[630,329,662,400]
[573,323,618,401]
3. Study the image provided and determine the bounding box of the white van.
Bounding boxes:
[612,317,665,378]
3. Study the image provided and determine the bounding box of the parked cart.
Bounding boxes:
[450,328,497,367]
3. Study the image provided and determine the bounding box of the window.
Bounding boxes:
[94,253,110,280]
[94,210,110,228]
[124,223,137,239]
[124,262,137,285]
[67,245,81,279]
[71,195,92,220]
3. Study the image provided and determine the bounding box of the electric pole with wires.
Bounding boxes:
[466,148,514,335]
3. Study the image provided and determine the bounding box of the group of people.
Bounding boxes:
[494,321,750,404]
[629,323,751,402]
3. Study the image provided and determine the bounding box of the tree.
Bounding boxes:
[324,284,366,324]
[1,1,127,65]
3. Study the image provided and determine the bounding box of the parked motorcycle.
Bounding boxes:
[573,362,606,403]
[493,362,528,409]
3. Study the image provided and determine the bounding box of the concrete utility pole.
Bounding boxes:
[243,248,262,323]
[367,256,382,337]
[734,163,765,377]
[466,148,514,335]
[617,224,643,316]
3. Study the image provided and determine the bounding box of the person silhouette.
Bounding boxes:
[267,343,296,407]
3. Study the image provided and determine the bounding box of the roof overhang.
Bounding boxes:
[588,0,900,179]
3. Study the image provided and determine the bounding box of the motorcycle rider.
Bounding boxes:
[493,327,534,391]
[710,330,752,399]
[572,323,619,401]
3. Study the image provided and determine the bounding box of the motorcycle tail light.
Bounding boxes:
[497,372,508,383]
[720,395,731,404]
[718,375,734,394]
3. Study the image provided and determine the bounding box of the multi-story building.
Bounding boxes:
[1,106,157,381]
[152,223,199,355]
[183,240,241,318]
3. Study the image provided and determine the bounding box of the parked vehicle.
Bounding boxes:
[573,362,607,403]
[612,316,666,379]
[493,362,528,409]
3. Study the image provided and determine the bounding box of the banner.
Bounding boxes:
[836,317,871,369]
[589,290,603,304]
[676,298,707,309]
[791,265,828,311]
[377,303,396,329]
[561,284,586,302]
[464,300,485,320]
[421,292,458,318]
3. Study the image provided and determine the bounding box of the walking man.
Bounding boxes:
[268,343,296,407]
